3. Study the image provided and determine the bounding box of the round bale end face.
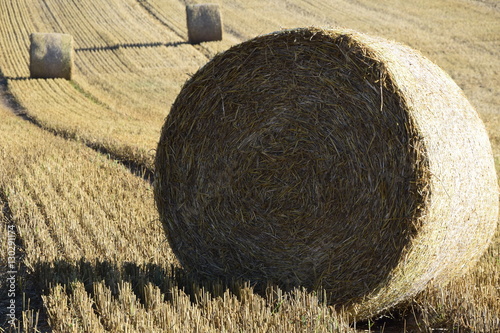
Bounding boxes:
[186,4,222,44]
[154,28,499,318]
[29,32,73,80]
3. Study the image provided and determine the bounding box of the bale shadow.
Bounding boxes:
[5,258,418,332]
[74,41,190,53]
[30,258,255,310]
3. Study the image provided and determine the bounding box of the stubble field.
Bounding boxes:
[0,0,499,332]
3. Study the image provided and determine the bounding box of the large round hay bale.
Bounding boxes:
[154,27,499,318]
[186,4,222,44]
[29,33,73,80]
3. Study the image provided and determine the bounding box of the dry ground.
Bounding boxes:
[0,0,499,332]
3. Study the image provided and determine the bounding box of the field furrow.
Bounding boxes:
[73,44,207,120]
[0,0,212,169]
[0,107,173,265]
[135,0,188,40]
[0,0,34,78]
[8,78,159,169]
[0,0,165,167]
[30,0,176,49]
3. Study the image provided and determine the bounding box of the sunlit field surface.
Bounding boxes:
[1,0,498,331]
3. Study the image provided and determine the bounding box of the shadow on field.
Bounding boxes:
[31,259,254,308]
[28,259,420,332]
[0,199,52,332]
[1,72,155,184]
[74,41,190,52]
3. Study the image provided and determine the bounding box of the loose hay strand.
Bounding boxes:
[155,27,498,319]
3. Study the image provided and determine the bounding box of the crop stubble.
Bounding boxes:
[0,0,499,331]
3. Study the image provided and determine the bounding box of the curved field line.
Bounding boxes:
[0,106,174,265]
[135,0,188,39]
[0,0,208,169]
[0,0,35,78]
[7,78,159,169]
[34,0,179,48]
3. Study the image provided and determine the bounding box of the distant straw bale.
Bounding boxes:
[29,33,73,80]
[186,4,222,43]
[154,27,499,319]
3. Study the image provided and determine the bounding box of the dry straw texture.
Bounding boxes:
[29,32,73,80]
[155,27,499,319]
[186,4,222,44]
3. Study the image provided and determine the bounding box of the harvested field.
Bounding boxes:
[0,0,499,331]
